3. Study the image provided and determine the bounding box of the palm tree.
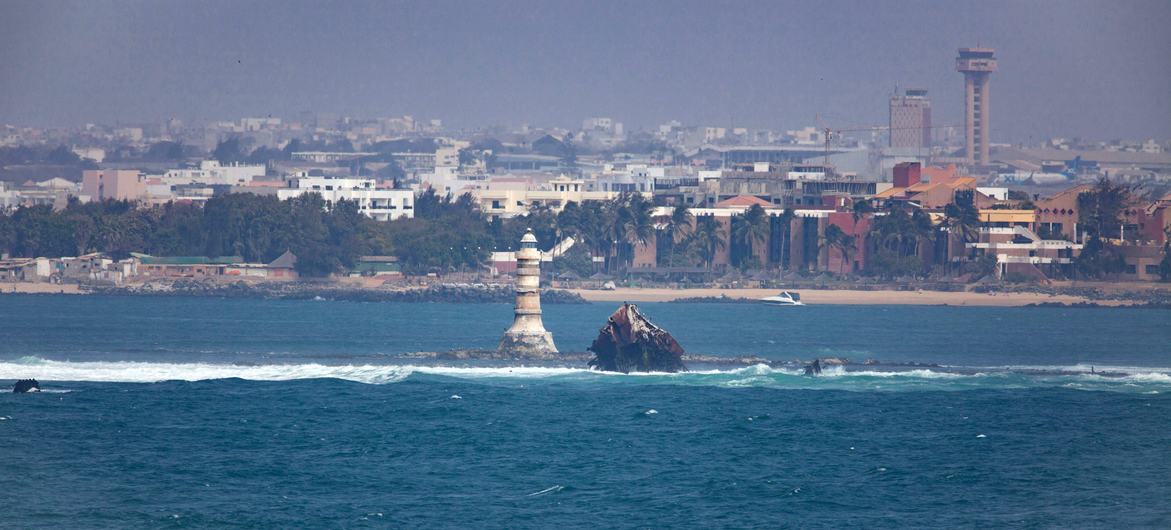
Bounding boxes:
[865,206,934,278]
[616,193,654,271]
[731,204,770,270]
[824,223,856,275]
[563,201,614,272]
[775,208,795,279]
[665,204,694,267]
[692,215,727,274]
[851,199,874,226]
[943,189,980,265]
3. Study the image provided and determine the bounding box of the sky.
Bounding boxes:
[1,0,1169,142]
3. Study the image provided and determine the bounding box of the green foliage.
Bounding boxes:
[1077,177,1132,240]
[213,137,248,164]
[1160,238,1171,282]
[46,145,82,165]
[1075,235,1126,278]
[961,254,997,278]
[658,204,694,266]
[0,194,389,277]
[730,204,769,269]
[690,215,727,270]
[0,144,96,169]
[864,207,932,278]
[823,223,857,275]
[144,141,186,161]
[548,244,594,277]
[1003,272,1040,284]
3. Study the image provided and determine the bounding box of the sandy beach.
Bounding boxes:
[0,281,1144,307]
[570,287,1121,306]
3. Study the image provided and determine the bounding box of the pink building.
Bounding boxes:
[82,170,146,202]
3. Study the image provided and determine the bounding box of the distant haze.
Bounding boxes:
[2,0,1169,142]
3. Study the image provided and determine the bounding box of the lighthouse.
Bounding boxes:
[498,229,558,356]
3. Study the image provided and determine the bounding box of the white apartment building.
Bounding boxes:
[277,176,414,221]
[164,160,267,186]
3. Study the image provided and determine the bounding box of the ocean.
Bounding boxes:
[1,295,1169,528]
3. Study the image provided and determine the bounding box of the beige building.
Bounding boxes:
[82,170,146,202]
[473,176,624,219]
[889,89,932,150]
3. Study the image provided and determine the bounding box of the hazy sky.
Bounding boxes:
[2,0,1169,142]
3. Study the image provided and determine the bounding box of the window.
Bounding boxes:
[1125,265,1137,274]
[492,200,502,209]
[1146,265,1159,275]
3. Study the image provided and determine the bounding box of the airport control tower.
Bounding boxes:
[956,47,998,166]
[498,229,557,356]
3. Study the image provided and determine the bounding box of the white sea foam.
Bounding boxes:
[0,358,598,385]
[1124,372,1171,383]
[527,485,564,497]
[818,366,971,379]
[2,357,1168,391]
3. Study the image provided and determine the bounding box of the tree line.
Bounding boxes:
[1,178,1167,281]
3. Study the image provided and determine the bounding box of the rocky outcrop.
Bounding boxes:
[12,379,39,393]
[588,303,687,373]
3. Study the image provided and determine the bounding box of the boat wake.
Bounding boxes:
[2,356,1169,393]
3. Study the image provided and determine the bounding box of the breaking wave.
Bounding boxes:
[2,357,1170,393]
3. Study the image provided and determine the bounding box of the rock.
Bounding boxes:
[588,303,686,373]
[12,379,40,393]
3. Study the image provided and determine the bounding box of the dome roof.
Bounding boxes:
[520,229,538,244]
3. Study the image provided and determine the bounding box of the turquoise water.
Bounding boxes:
[1,295,1170,527]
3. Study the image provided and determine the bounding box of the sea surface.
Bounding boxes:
[1,294,1169,528]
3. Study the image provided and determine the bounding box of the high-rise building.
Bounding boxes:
[956,47,998,166]
[889,89,932,149]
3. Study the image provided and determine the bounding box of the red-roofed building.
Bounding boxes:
[714,195,774,209]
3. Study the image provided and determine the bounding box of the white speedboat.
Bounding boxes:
[760,291,803,306]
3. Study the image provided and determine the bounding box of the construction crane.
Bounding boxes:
[813,114,961,169]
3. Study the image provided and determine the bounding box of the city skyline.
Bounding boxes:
[1,0,1170,142]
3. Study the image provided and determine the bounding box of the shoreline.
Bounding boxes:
[569,287,1129,307]
[2,281,1165,307]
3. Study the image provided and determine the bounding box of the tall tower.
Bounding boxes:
[889,88,932,150]
[956,47,997,166]
[498,229,557,356]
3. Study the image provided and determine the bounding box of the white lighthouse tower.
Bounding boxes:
[498,229,558,356]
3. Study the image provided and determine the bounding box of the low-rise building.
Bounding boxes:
[138,255,241,278]
[163,160,266,186]
[82,169,146,202]
[966,209,1081,279]
[473,176,622,219]
[277,176,414,221]
[224,251,299,280]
